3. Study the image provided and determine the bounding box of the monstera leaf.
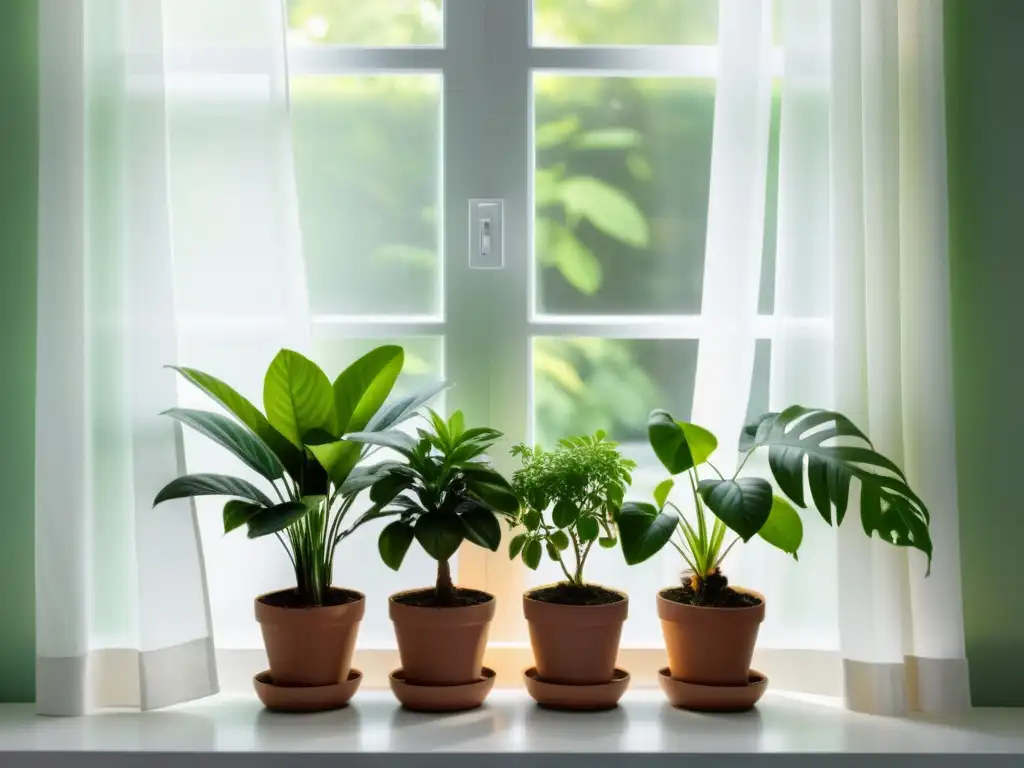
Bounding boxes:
[741,406,932,571]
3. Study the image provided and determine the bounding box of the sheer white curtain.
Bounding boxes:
[770,0,969,714]
[35,0,303,714]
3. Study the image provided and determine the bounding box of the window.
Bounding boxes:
[174,0,838,690]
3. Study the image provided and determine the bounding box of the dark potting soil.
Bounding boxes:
[393,587,493,608]
[661,584,762,609]
[528,583,624,606]
[260,587,362,609]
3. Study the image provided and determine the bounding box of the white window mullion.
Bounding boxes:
[443,0,532,642]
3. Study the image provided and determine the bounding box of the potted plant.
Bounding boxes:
[348,408,519,712]
[618,406,933,711]
[507,432,636,710]
[153,346,445,712]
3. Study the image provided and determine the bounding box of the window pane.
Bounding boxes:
[534,76,714,316]
[287,0,443,46]
[291,75,441,316]
[533,0,718,46]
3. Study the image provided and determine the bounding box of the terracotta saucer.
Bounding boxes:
[389,667,496,712]
[254,668,362,712]
[524,667,630,711]
[658,667,767,712]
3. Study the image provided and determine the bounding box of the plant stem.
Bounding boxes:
[732,448,756,480]
[435,558,456,606]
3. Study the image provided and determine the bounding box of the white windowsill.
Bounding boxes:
[1,689,1022,767]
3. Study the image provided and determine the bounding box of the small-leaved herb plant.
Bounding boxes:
[508,432,635,593]
[347,409,520,607]
[618,407,933,606]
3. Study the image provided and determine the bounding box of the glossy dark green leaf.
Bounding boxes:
[223,500,260,534]
[577,515,599,542]
[550,530,570,551]
[379,521,415,570]
[523,509,542,531]
[463,467,519,513]
[599,536,617,549]
[262,349,337,448]
[618,501,677,565]
[746,406,931,570]
[333,345,404,435]
[246,501,310,538]
[648,410,718,475]
[414,514,464,562]
[370,472,414,507]
[697,478,774,542]
[508,532,528,559]
[163,408,285,481]
[523,538,542,570]
[459,504,502,551]
[153,473,274,509]
[552,498,579,529]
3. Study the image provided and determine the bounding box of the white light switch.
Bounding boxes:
[469,199,504,269]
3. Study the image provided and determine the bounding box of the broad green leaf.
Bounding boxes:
[164,408,284,481]
[536,115,580,149]
[523,538,542,570]
[757,495,804,559]
[599,536,617,549]
[263,350,336,449]
[333,345,404,435]
[508,532,528,559]
[153,473,274,509]
[448,410,465,439]
[246,501,310,539]
[463,467,520,514]
[654,478,675,509]
[648,410,718,475]
[414,514,464,562]
[223,500,260,534]
[554,231,602,295]
[697,478,774,542]
[577,515,599,543]
[618,501,677,565]
[749,406,931,569]
[550,530,570,551]
[307,439,363,488]
[169,366,302,478]
[379,521,415,570]
[546,541,560,561]
[523,509,542,531]
[559,176,650,248]
[577,127,641,149]
[338,464,393,496]
[460,504,502,551]
[370,473,414,507]
[552,498,579,529]
[344,429,419,457]
[365,381,450,432]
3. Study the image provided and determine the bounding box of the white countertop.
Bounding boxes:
[1,689,1022,760]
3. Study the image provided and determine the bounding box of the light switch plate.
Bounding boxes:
[469,199,504,269]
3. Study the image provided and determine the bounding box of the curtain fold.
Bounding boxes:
[773,0,970,714]
[35,0,306,714]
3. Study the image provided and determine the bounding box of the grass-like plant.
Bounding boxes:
[507,432,635,590]
[152,346,445,607]
[618,407,933,605]
[347,409,520,606]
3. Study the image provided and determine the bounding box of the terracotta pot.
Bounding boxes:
[523,587,628,685]
[254,588,365,687]
[657,587,765,686]
[389,589,496,686]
